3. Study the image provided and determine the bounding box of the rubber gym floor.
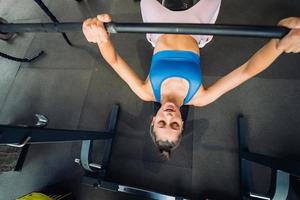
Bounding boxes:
[0,0,300,199]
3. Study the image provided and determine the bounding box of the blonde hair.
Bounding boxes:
[149,124,182,160]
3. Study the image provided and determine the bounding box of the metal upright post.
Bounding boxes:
[237,115,299,200]
[238,115,254,199]
[33,0,72,45]
[77,104,120,177]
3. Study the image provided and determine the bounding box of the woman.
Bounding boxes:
[82,0,300,159]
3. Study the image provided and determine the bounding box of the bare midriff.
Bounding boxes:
[144,34,204,105]
[154,34,200,55]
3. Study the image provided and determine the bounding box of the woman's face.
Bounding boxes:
[152,102,184,142]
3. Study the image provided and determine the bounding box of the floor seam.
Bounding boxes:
[0,62,22,115]
[75,69,94,130]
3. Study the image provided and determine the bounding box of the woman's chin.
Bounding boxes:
[163,102,177,111]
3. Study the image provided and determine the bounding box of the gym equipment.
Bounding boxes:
[0,17,15,40]
[0,114,48,172]
[1,106,300,199]
[17,192,52,200]
[0,0,69,63]
[32,0,72,46]
[0,22,290,39]
[238,116,300,200]
[16,182,74,200]
[0,0,298,198]
[0,105,187,199]
[0,0,290,64]
[0,107,117,146]
[7,114,48,148]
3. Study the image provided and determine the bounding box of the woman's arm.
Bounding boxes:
[195,17,300,107]
[97,40,152,101]
[83,14,152,101]
[194,39,283,107]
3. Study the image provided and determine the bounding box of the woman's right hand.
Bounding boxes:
[82,14,112,44]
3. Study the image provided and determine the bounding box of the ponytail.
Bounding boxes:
[149,124,182,160]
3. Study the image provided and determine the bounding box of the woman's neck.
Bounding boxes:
[161,93,183,107]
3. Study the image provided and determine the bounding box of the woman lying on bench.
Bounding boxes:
[82,0,300,159]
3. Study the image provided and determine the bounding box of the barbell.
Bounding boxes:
[0,22,290,38]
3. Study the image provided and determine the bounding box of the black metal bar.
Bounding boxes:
[107,23,290,38]
[242,152,300,177]
[117,184,181,200]
[0,125,113,145]
[80,105,119,174]
[101,104,119,170]
[33,0,72,45]
[82,176,183,200]
[0,23,81,33]
[0,22,290,38]
[238,115,254,199]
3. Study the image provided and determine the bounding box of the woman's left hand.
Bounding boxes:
[277,17,300,53]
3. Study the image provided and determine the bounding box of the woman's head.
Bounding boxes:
[150,102,184,160]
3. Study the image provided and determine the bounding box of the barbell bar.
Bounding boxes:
[0,22,290,38]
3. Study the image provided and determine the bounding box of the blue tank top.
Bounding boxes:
[149,50,202,105]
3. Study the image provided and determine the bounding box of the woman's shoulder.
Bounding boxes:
[187,85,209,107]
